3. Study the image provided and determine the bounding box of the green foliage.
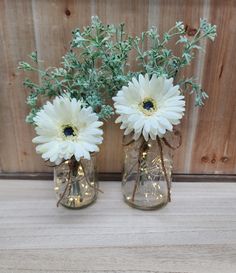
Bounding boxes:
[19,17,217,125]
[178,77,209,106]
[18,16,133,124]
[133,18,217,106]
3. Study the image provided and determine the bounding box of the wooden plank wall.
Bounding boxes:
[0,0,236,175]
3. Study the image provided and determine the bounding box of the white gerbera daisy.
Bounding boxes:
[113,74,185,141]
[33,96,103,164]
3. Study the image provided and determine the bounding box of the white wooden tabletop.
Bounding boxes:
[0,180,236,273]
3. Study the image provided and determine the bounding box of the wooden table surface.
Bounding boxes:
[0,180,236,273]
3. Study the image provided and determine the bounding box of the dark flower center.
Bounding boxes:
[143,100,154,110]
[139,97,157,116]
[63,126,75,137]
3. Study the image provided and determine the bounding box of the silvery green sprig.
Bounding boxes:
[18,16,133,124]
[133,19,217,106]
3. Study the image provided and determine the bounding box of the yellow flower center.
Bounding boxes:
[139,97,157,116]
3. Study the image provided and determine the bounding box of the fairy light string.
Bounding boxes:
[54,156,102,207]
[131,138,146,202]
[124,130,182,203]
[56,157,79,207]
[80,162,104,194]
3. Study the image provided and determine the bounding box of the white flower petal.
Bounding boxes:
[133,130,142,140]
[32,96,103,164]
[124,127,133,135]
[150,131,157,140]
[142,128,149,141]
[113,74,185,141]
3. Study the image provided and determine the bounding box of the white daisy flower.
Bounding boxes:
[113,74,185,141]
[33,96,103,164]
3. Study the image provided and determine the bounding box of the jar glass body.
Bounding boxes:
[122,137,172,210]
[54,156,98,209]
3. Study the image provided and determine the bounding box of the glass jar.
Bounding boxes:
[122,136,173,210]
[54,155,98,209]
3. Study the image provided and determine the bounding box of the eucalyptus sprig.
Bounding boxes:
[134,19,217,106]
[18,16,133,124]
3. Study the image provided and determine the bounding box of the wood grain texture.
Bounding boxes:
[0,0,39,172]
[0,180,236,273]
[190,0,236,174]
[0,0,236,175]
